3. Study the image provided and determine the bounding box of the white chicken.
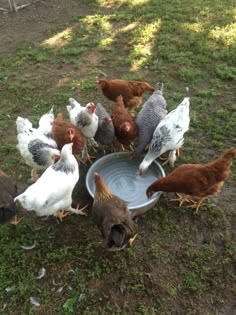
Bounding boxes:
[139,97,190,174]
[37,106,55,146]
[67,99,98,162]
[16,116,60,182]
[67,98,82,125]
[14,143,87,221]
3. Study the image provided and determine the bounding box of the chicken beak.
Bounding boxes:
[90,102,96,113]
[55,153,61,161]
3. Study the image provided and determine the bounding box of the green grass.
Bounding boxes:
[0,0,236,313]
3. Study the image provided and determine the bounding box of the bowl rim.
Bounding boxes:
[85,152,166,210]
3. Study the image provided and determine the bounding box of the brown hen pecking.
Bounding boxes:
[146,147,236,212]
[111,95,137,151]
[97,79,155,114]
[52,113,84,155]
[92,172,137,251]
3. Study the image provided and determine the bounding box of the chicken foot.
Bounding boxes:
[187,197,206,213]
[129,233,138,247]
[171,193,195,207]
[81,142,96,164]
[120,144,134,152]
[10,215,23,225]
[56,204,88,222]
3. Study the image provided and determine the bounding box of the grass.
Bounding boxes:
[0,0,236,313]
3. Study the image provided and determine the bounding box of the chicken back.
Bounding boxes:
[52,113,84,155]
[111,95,137,146]
[92,172,135,251]
[146,147,236,210]
[97,79,155,111]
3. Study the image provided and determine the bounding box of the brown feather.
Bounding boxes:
[92,172,135,250]
[52,113,84,154]
[146,147,236,199]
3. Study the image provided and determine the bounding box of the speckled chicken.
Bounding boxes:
[92,172,136,251]
[111,95,137,150]
[52,113,84,155]
[16,117,60,182]
[132,83,167,158]
[139,97,190,174]
[146,147,236,212]
[67,100,98,162]
[94,103,115,147]
[14,143,87,221]
[97,79,155,114]
[0,169,19,224]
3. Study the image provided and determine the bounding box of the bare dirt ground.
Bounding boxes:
[0,0,93,54]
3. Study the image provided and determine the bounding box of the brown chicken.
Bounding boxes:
[146,147,236,212]
[111,95,137,150]
[0,169,21,225]
[92,172,137,251]
[52,113,84,155]
[97,79,155,114]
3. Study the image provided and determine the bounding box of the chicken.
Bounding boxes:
[94,103,115,149]
[37,106,55,147]
[52,113,84,155]
[139,97,190,174]
[0,169,21,225]
[66,98,82,126]
[146,147,236,212]
[16,117,60,182]
[67,101,98,162]
[14,143,87,221]
[131,83,167,158]
[111,95,137,151]
[97,79,155,114]
[92,172,136,251]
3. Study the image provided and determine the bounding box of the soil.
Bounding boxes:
[1,1,236,314]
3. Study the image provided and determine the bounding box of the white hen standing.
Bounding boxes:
[139,97,190,174]
[14,143,87,221]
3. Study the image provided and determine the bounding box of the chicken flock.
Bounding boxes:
[1,79,235,251]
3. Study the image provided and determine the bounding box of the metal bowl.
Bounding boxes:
[85,152,166,216]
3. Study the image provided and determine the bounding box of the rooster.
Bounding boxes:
[92,172,137,251]
[97,79,155,114]
[14,143,87,222]
[111,95,137,151]
[146,147,236,212]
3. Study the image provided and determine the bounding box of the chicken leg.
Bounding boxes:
[171,193,195,207]
[187,197,206,213]
[10,215,23,225]
[129,233,138,247]
[56,203,88,222]
[82,141,96,164]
